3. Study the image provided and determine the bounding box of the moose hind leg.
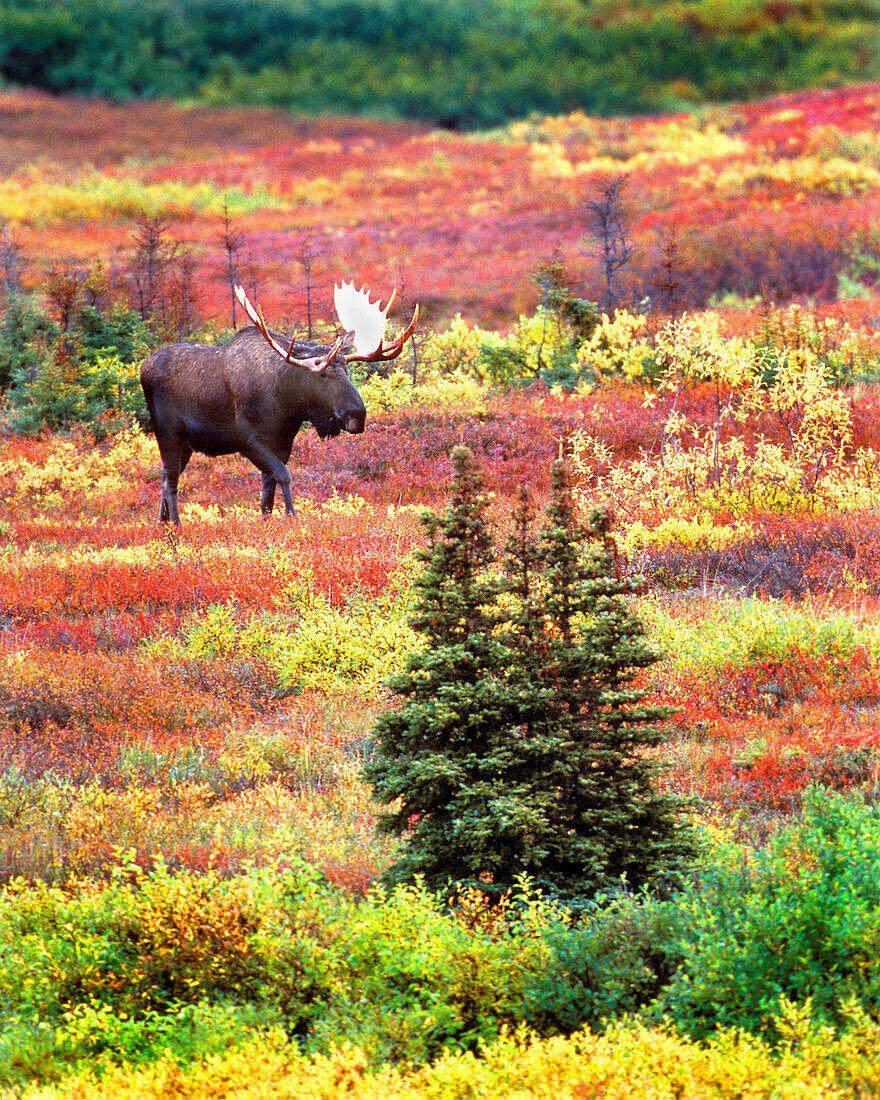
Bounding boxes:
[158,441,191,525]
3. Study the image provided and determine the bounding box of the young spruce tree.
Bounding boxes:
[366,449,693,900]
[364,445,511,891]
[516,460,694,897]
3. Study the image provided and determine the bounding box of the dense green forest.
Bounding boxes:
[0,0,878,128]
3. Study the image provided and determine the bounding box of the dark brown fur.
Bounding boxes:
[140,327,366,523]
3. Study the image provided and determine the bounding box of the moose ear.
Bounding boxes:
[334,280,391,359]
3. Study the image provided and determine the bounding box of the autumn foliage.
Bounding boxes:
[1,82,880,332]
[2,81,880,1095]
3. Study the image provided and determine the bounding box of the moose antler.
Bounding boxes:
[333,281,419,362]
[235,281,418,369]
[234,285,343,372]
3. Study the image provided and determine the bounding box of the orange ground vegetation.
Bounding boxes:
[2,393,880,842]
[2,83,880,328]
[3,85,880,880]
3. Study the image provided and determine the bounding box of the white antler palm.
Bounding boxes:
[334,280,419,362]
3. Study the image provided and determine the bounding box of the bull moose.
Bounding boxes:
[140,281,418,523]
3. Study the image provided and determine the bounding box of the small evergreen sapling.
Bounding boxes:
[364,445,511,890]
[366,448,693,900]
[518,460,693,897]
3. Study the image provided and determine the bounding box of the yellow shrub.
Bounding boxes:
[575,310,880,519]
[621,514,755,556]
[419,314,488,378]
[46,1017,876,1098]
[358,367,486,413]
[526,121,747,179]
[706,155,880,200]
[280,593,419,695]
[0,421,153,512]
[576,309,652,384]
[502,310,578,378]
[1,437,123,511]
[0,171,290,226]
[51,782,218,875]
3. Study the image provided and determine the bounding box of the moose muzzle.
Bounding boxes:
[344,409,366,434]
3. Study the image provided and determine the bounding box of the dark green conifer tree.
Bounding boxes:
[364,444,511,892]
[520,460,694,896]
[366,450,693,900]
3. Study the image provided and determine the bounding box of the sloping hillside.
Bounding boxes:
[0,82,878,327]
[2,0,878,125]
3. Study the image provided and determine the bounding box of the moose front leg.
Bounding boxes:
[160,470,181,525]
[260,471,295,515]
[260,471,278,515]
[241,439,296,517]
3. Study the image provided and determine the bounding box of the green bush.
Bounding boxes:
[73,304,151,369]
[522,889,674,1036]
[5,794,880,1089]
[650,787,880,1041]
[3,0,880,124]
[304,880,558,1064]
[0,862,562,1083]
[0,858,343,1086]
[643,597,880,674]
[0,293,152,434]
[0,297,57,392]
[4,351,147,435]
[477,305,597,391]
[146,583,418,698]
